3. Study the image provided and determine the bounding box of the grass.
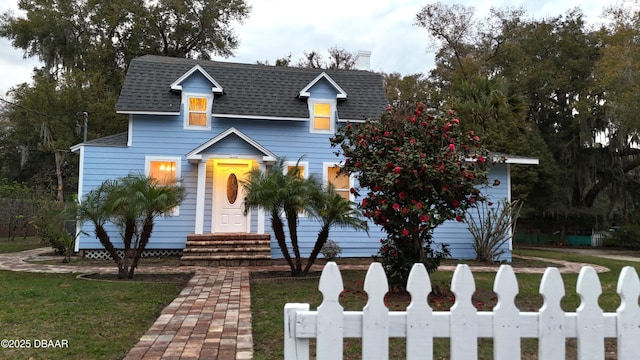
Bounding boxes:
[251,249,640,359]
[0,237,191,360]
[0,236,46,253]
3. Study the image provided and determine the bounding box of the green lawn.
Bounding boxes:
[0,236,46,253]
[0,237,190,360]
[251,249,640,359]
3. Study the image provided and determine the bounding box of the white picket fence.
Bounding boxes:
[284,262,640,360]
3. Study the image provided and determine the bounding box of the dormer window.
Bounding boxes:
[309,99,336,134]
[184,93,212,130]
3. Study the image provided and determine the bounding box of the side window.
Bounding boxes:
[184,93,212,130]
[324,163,352,201]
[284,161,309,179]
[309,99,336,134]
[146,156,181,215]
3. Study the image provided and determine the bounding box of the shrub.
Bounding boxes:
[331,103,492,290]
[466,199,522,263]
[320,239,342,261]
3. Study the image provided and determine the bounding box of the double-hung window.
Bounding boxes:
[184,93,212,130]
[146,156,182,215]
[309,99,336,134]
[324,162,352,201]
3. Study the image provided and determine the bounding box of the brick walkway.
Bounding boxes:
[0,247,615,359]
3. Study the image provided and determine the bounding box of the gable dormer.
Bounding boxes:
[299,72,347,134]
[171,64,223,131]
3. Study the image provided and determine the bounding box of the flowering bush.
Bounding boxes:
[331,102,490,290]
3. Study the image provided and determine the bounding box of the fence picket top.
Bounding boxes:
[318,262,344,304]
[617,266,640,309]
[539,267,565,308]
[576,266,602,311]
[407,263,432,310]
[451,264,475,307]
[493,265,518,309]
[363,262,389,308]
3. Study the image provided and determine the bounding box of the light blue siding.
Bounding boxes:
[309,78,338,99]
[78,78,515,262]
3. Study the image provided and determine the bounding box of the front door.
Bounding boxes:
[213,160,252,232]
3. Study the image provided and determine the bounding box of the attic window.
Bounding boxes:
[309,99,336,134]
[189,97,208,126]
[183,93,212,130]
[314,103,331,131]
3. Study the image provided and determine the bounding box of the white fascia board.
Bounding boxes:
[212,113,308,121]
[505,158,540,165]
[170,64,224,94]
[338,118,367,123]
[298,72,348,99]
[117,111,181,115]
[70,143,82,153]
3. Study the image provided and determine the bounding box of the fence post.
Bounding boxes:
[284,303,310,360]
[406,263,433,360]
[317,262,344,360]
[493,265,520,359]
[362,262,389,360]
[616,266,640,360]
[576,266,604,360]
[538,267,566,360]
[450,264,477,360]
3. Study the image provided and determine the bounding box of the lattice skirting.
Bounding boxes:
[83,249,183,260]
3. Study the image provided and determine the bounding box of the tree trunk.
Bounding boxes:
[286,210,302,275]
[54,151,65,203]
[128,218,154,279]
[94,224,125,278]
[303,224,330,275]
[271,210,295,274]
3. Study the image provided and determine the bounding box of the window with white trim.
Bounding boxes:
[145,156,182,215]
[183,93,213,130]
[309,99,336,134]
[323,162,353,201]
[284,161,309,179]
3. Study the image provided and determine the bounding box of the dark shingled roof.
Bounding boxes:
[116,55,388,120]
[84,132,128,147]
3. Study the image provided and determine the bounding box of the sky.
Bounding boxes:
[0,0,627,95]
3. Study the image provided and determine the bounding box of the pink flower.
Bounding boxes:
[384,131,390,137]
[449,144,455,151]
[403,228,410,236]
[410,138,416,144]
[394,166,402,174]
[456,215,463,222]
[392,203,400,211]
[420,214,430,222]
[478,156,486,163]
[362,198,367,207]
[452,200,459,208]
[469,197,475,203]
[453,118,459,124]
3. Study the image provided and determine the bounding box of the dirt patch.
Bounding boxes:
[78,272,194,284]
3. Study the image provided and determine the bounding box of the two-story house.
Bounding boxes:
[71,55,536,264]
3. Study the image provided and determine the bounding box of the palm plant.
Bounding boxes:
[75,174,185,278]
[303,184,368,274]
[243,158,298,274]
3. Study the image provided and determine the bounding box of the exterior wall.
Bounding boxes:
[77,71,515,261]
